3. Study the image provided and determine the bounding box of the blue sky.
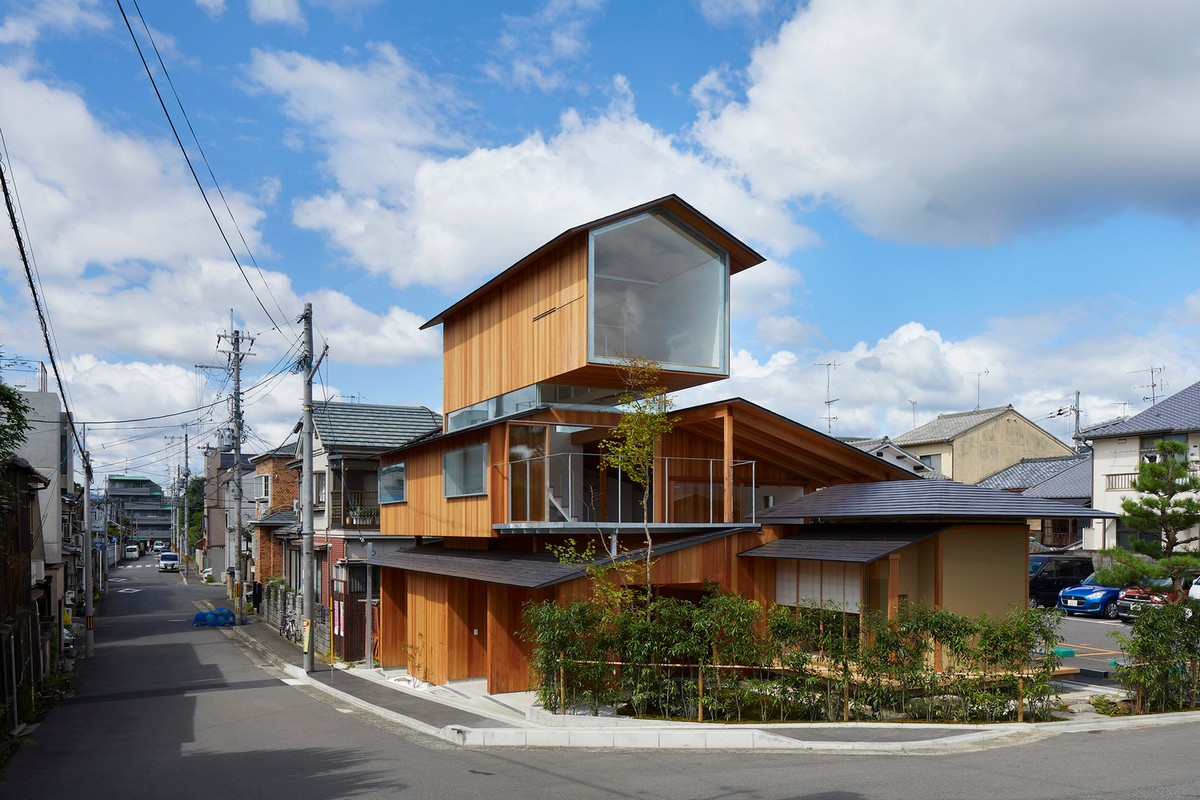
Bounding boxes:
[1,0,1199,487]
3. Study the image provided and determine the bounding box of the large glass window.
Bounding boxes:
[509,425,547,522]
[589,210,728,373]
[444,444,488,498]
[379,463,407,504]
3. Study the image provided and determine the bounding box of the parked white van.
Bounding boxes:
[124,545,140,559]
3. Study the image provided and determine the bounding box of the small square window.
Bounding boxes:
[380,463,407,504]
[444,444,487,498]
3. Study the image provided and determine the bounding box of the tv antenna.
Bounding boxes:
[1128,365,1165,405]
[815,360,840,434]
[968,369,989,410]
[907,400,917,429]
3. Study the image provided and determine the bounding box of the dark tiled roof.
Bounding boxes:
[760,480,1115,521]
[251,440,298,463]
[1077,379,1200,440]
[367,528,753,588]
[892,406,1012,447]
[976,454,1088,490]
[739,523,946,563]
[314,401,441,451]
[253,509,297,527]
[1022,456,1093,501]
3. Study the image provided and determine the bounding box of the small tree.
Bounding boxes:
[0,365,31,461]
[597,356,675,605]
[1096,439,1200,597]
[1120,439,1200,558]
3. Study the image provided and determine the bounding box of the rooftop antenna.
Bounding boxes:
[969,369,989,410]
[1129,365,1165,405]
[908,400,917,429]
[815,360,840,434]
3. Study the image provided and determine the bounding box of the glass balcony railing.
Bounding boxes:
[505,453,757,526]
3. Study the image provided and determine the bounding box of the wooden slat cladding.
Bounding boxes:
[380,426,504,538]
[378,568,407,668]
[406,572,449,684]
[442,237,589,414]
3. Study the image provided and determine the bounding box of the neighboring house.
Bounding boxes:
[249,441,299,587]
[1076,379,1200,551]
[16,366,76,648]
[363,195,1111,693]
[892,405,1074,484]
[106,475,172,550]
[1,456,51,730]
[977,454,1092,548]
[201,448,256,580]
[278,402,440,661]
[842,436,938,477]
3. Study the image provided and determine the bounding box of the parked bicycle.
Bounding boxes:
[279,614,300,643]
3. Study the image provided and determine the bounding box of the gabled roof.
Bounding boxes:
[760,479,1115,522]
[1022,456,1093,502]
[313,401,441,451]
[976,454,1088,491]
[421,194,767,330]
[892,405,1014,447]
[1077,379,1200,440]
[250,440,298,464]
[739,523,947,563]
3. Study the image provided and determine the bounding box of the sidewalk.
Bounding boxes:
[212,605,1200,753]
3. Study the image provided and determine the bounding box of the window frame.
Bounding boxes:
[443,443,488,498]
[379,462,408,505]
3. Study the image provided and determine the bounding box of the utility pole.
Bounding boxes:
[182,430,190,574]
[207,312,254,619]
[82,424,94,657]
[300,303,327,673]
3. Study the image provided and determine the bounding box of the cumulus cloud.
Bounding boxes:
[0,0,108,47]
[195,0,226,19]
[484,0,604,91]
[682,298,1200,443]
[694,0,1200,245]
[249,0,304,28]
[274,70,811,294]
[246,43,464,201]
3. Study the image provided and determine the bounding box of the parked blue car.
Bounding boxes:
[1057,573,1122,619]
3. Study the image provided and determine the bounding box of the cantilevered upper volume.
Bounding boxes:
[421,195,767,431]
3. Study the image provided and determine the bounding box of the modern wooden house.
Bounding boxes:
[367,196,1113,693]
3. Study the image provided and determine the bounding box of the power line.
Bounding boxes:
[1,148,91,479]
[115,0,286,334]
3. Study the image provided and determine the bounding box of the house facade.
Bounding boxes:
[892,405,1074,484]
[200,449,256,582]
[1077,379,1200,552]
[363,196,1108,694]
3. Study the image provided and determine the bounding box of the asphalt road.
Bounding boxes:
[6,562,1200,800]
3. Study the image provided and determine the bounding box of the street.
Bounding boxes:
[6,566,1200,800]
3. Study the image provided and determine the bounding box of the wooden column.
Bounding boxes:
[887,553,901,620]
[723,408,734,523]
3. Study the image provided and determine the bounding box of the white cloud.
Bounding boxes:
[694,0,1200,245]
[697,0,771,26]
[485,0,604,91]
[278,73,811,292]
[247,43,463,201]
[195,0,226,19]
[248,0,304,28]
[0,0,108,47]
[683,300,1200,443]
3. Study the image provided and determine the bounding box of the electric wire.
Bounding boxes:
[114,0,284,334]
[0,148,91,477]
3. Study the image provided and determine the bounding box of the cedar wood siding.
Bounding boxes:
[441,237,590,415]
